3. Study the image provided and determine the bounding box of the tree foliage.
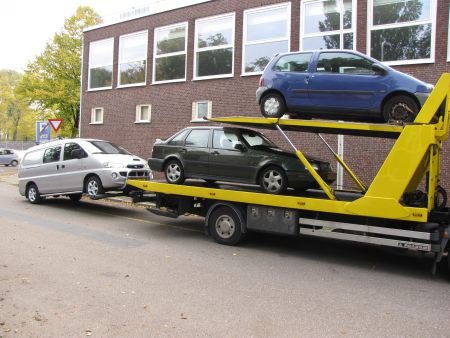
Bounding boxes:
[17,6,102,137]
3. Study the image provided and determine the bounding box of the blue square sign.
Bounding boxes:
[36,121,51,144]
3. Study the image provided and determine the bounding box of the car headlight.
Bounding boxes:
[307,163,319,171]
[103,162,123,168]
[143,163,150,170]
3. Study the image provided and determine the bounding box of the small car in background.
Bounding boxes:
[148,126,336,194]
[18,138,152,204]
[0,149,19,167]
[256,49,434,122]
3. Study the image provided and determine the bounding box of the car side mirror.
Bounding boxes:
[372,63,386,75]
[71,149,86,159]
[234,143,246,152]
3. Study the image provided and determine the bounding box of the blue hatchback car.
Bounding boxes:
[256,50,434,122]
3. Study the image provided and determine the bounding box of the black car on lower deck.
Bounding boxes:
[148,126,336,194]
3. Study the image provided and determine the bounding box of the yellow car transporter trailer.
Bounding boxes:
[128,74,450,276]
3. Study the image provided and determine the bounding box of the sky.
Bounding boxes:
[0,0,187,72]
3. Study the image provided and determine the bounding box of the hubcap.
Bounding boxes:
[390,102,413,121]
[28,187,37,202]
[167,164,181,182]
[87,180,99,196]
[263,170,282,192]
[264,97,280,116]
[215,215,235,239]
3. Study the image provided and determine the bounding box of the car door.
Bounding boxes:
[180,129,210,177]
[307,51,386,114]
[271,52,314,111]
[38,145,63,194]
[208,129,254,181]
[57,142,87,192]
[0,150,6,165]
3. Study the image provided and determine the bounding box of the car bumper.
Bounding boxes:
[414,92,430,106]
[148,158,164,172]
[287,170,337,190]
[100,168,152,190]
[256,86,268,104]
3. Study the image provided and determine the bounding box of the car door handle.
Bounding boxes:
[179,148,187,153]
[304,75,314,84]
[56,164,60,170]
[211,151,220,155]
[61,164,65,169]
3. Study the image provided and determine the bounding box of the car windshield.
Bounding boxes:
[240,130,277,148]
[84,141,131,155]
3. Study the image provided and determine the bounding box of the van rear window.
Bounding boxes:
[22,149,44,166]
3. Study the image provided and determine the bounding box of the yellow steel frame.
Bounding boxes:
[128,74,450,223]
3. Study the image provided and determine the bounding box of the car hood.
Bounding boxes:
[252,146,320,162]
[91,153,147,165]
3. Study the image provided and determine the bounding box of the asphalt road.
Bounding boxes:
[0,167,449,337]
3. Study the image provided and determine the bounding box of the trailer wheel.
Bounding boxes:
[208,206,244,245]
[164,159,185,184]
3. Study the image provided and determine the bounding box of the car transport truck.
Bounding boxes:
[127,74,450,277]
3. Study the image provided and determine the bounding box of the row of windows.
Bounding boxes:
[89,101,213,125]
[88,0,436,90]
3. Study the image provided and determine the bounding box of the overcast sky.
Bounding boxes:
[0,0,183,72]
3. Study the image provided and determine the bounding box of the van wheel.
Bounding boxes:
[26,183,43,204]
[10,160,18,167]
[85,176,104,198]
[382,95,418,122]
[260,93,286,118]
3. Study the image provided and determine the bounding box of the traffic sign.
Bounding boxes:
[48,118,63,133]
[36,121,51,144]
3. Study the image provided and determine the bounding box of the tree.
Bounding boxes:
[17,6,102,137]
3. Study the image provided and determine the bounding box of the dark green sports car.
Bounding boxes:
[148,126,336,194]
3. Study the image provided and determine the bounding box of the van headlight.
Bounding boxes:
[143,163,150,170]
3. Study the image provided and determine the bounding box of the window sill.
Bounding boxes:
[89,122,104,125]
[190,119,211,123]
[134,121,151,124]
[192,74,234,81]
[117,82,146,89]
[87,87,112,92]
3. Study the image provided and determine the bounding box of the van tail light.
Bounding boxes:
[259,76,264,87]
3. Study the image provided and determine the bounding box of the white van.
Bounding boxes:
[18,138,152,204]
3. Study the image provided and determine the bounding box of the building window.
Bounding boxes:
[243,3,290,75]
[91,107,104,124]
[154,23,187,83]
[192,101,212,121]
[88,38,114,90]
[301,0,356,50]
[368,0,435,64]
[118,31,148,87]
[136,104,151,123]
[194,13,235,79]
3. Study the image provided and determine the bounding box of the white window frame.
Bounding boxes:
[367,0,436,65]
[153,22,188,84]
[88,38,114,91]
[135,104,151,123]
[300,0,357,51]
[191,101,212,122]
[193,13,235,81]
[242,2,291,76]
[90,107,104,124]
[117,30,148,88]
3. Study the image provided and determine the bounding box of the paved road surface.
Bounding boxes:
[0,169,449,336]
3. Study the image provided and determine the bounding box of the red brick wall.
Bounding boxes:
[81,0,450,192]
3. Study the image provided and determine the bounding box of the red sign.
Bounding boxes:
[48,118,63,133]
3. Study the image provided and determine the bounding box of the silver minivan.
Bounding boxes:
[18,138,152,203]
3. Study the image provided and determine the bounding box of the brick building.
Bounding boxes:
[81,0,450,190]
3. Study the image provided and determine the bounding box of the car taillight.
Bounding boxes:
[259,76,264,87]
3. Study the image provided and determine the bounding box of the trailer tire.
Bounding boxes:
[208,206,244,245]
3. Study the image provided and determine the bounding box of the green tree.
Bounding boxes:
[18,6,102,137]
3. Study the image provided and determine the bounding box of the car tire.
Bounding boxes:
[260,93,286,118]
[85,176,104,199]
[382,95,419,123]
[259,166,288,194]
[69,193,82,202]
[10,160,18,167]
[164,159,185,184]
[208,206,244,246]
[26,183,43,204]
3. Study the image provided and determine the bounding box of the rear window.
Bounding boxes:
[22,149,44,166]
[274,53,312,72]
